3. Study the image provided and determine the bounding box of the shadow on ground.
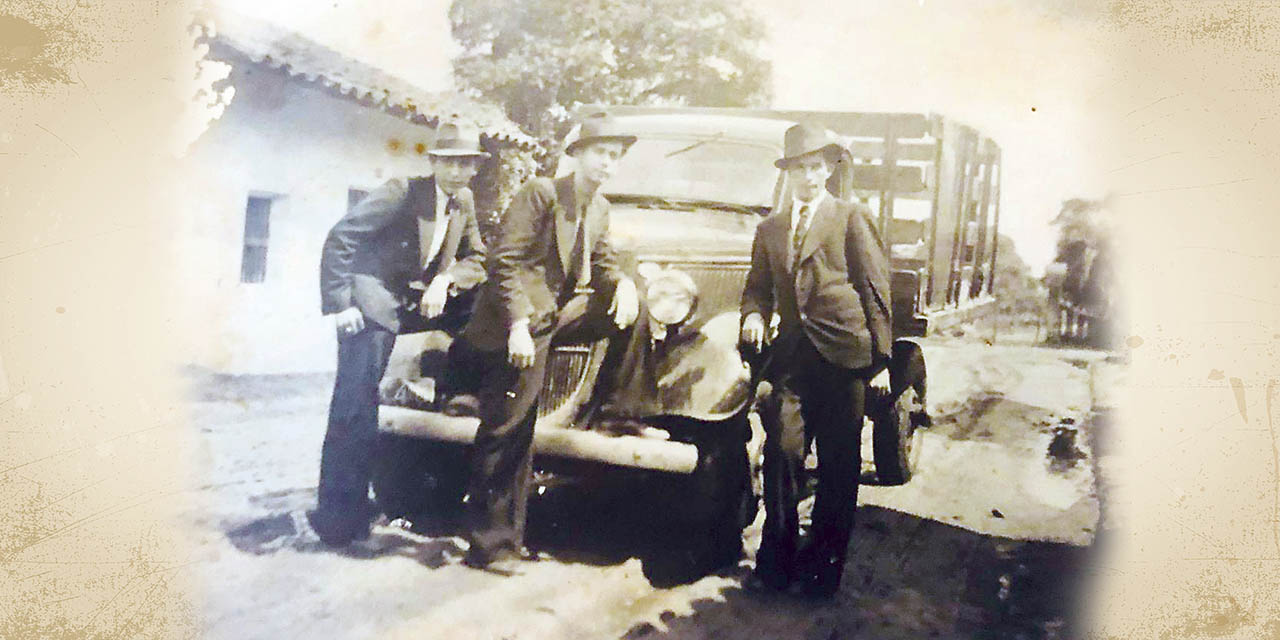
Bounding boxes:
[219,470,1097,638]
[624,505,1095,640]
[217,467,743,585]
[223,502,469,570]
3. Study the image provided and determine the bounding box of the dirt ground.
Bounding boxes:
[181,335,1121,640]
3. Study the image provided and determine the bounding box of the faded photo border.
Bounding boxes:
[1,0,1278,637]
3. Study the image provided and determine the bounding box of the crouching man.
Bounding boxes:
[308,120,489,547]
[457,112,641,572]
[740,124,893,597]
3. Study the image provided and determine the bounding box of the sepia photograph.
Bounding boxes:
[3,0,1278,638]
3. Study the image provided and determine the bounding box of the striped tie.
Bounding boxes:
[791,203,810,270]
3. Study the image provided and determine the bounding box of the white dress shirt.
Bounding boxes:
[789,189,827,265]
[418,184,454,270]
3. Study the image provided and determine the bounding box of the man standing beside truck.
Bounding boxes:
[309,120,489,548]
[458,112,641,572]
[740,123,893,597]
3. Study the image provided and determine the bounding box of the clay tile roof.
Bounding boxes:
[195,7,538,150]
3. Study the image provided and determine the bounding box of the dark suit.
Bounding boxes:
[312,176,486,543]
[740,193,891,590]
[460,174,626,561]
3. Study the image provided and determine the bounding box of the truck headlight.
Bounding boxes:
[640,264,698,326]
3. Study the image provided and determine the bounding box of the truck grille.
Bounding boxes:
[656,259,751,316]
[533,259,749,430]
[537,344,604,428]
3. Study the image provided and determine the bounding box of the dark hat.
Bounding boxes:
[774,123,843,169]
[564,112,638,156]
[429,119,490,158]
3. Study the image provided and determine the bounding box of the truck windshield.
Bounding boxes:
[604,137,780,209]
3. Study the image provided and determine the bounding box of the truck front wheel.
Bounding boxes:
[871,385,925,485]
[870,340,929,485]
[371,432,468,530]
[649,415,754,583]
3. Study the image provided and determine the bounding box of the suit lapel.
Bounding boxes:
[553,175,577,275]
[416,178,439,269]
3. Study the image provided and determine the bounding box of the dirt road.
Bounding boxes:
[184,337,1118,639]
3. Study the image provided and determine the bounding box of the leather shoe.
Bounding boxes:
[305,509,371,548]
[796,555,844,599]
[743,568,790,593]
[798,575,840,599]
[443,393,480,417]
[462,547,527,576]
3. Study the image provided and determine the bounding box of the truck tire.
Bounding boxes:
[371,432,468,526]
[649,416,753,584]
[695,428,753,571]
[871,385,924,485]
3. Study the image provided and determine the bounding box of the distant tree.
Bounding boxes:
[1052,199,1107,258]
[448,0,773,149]
[1049,198,1112,318]
[992,233,1047,321]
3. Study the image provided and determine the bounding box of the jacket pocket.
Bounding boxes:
[812,283,866,328]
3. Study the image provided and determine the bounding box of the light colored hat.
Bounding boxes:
[564,112,638,156]
[429,119,490,158]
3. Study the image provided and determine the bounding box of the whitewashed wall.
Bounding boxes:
[177,64,440,374]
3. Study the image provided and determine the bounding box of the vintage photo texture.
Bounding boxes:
[2,0,1279,638]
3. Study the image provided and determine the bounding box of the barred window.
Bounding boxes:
[240,196,272,284]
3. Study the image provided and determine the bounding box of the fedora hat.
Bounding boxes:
[429,119,490,158]
[564,112,638,156]
[774,123,843,169]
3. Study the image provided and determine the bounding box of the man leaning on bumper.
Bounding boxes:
[457,112,641,573]
[309,120,489,547]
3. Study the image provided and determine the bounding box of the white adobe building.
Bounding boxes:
[177,9,533,374]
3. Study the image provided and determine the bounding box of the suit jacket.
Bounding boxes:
[464,174,624,352]
[741,195,892,373]
[320,176,486,333]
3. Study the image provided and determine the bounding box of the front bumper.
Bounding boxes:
[378,406,699,474]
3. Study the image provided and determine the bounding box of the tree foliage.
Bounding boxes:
[470,143,540,244]
[1048,198,1113,315]
[1051,198,1108,258]
[992,233,1047,320]
[448,0,773,145]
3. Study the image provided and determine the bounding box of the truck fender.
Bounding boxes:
[648,311,753,421]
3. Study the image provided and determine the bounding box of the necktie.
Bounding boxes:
[791,203,811,270]
[571,212,591,292]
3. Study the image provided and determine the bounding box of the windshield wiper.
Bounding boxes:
[676,199,768,216]
[713,203,768,215]
[607,194,766,216]
[607,194,694,210]
[664,132,726,158]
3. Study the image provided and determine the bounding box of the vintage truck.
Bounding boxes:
[372,107,1002,574]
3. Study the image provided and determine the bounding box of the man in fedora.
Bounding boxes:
[309,119,489,547]
[458,112,641,571]
[740,123,893,597]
